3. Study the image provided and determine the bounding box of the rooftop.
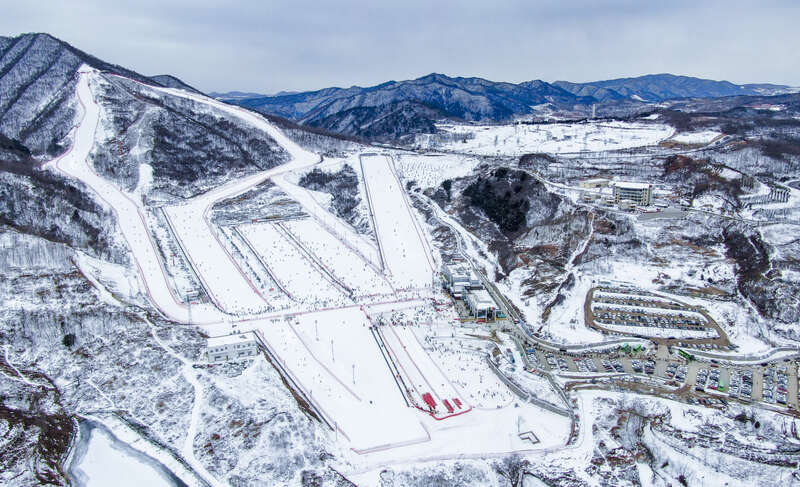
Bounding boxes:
[207,332,256,347]
[613,181,652,190]
[467,289,496,307]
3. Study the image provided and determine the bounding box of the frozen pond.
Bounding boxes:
[68,420,186,487]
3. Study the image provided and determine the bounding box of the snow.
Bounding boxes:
[163,203,270,315]
[670,130,722,144]
[237,222,346,306]
[272,173,383,269]
[378,324,465,415]
[49,67,222,324]
[71,424,173,487]
[611,181,651,190]
[50,66,329,324]
[206,332,256,347]
[393,153,480,189]
[254,308,429,452]
[361,154,434,289]
[282,218,394,299]
[427,120,673,156]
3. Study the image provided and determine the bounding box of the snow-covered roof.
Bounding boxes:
[207,333,256,347]
[445,263,474,279]
[613,181,652,190]
[467,289,496,309]
[581,178,609,183]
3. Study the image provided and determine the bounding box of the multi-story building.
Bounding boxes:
[465,289,498,321]
[205,333,259,363]
[442,263,481,298]
[612,182,653,206]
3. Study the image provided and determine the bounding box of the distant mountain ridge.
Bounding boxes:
[217,72,792,140]
[553,73,792,103]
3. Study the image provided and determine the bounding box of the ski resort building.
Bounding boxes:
[612,182,653,206]
[465,289,498,321]
[205,333,259,363]
[579,178,610,189]
[442,263,481,298]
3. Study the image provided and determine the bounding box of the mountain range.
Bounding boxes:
[214,72,794,140]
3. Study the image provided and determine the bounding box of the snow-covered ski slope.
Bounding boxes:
[51,67,224,324]
[162,203,271,315]
[360,154,434,289]
[378,324,467,418]
[237,223,347,306]
[281,218,395,298]
[53,66,327,321]
[272,174,383,270]
[430,120,674,156]
[255,308,429,452]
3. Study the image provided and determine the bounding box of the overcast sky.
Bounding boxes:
[3,1,798,94]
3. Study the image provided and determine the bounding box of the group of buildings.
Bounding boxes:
[579,178,654,209]
[442,263,500,321]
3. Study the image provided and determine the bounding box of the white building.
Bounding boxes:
[612,182,653,206]
[205,333,259,363]
[465,289,498,321]
[579,178,610,189]
[442,263,481,298]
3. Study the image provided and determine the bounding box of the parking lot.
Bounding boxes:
[584,285,730,347]
[529,346,799,411]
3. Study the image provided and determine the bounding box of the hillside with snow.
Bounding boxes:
[2,31,800,487]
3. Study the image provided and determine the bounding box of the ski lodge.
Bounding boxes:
[205,333,259,363]
[442,262,481,298]
[465,289,498,321]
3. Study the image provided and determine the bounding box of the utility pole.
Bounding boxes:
[352,364,355,384]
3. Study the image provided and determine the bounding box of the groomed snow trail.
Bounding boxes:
[54,66,326,322]
[360,154,434,289]
[50,66,225,324]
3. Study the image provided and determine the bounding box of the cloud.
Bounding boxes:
[2,0,798,93]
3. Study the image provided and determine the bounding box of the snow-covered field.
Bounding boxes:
[282,218,394,299]
[393,153,480,189]
[255,308,428,453]
[426,335,516,409]
[361,154,434,289]
[237,222,347,307]
[272,173,383,269]
[70,424,173,487]
[378,324,466,418]
[669,130,722,144]
[426,120,674,156]
[163,203,269,315]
